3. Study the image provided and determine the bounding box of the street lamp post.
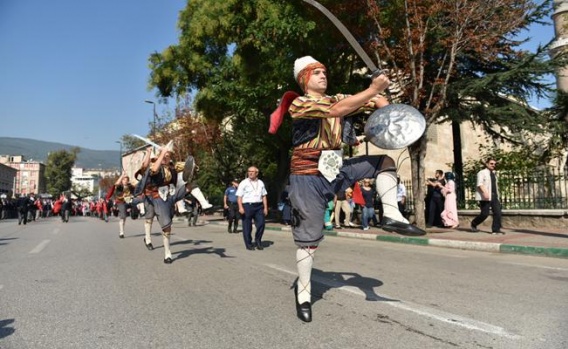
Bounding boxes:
[115,141,122,173]
[144,100,157,136]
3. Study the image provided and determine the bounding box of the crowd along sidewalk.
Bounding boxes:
[197,215,568,259]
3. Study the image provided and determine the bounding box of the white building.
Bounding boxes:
[71,167,97,194]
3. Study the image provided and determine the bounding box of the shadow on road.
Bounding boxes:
[298,269,399,304]
[174,246,234,261]
[0,318,15,339]
[0,237,17,247]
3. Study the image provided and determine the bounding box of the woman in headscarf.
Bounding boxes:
[440,172,459,229]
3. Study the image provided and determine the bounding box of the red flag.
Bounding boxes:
[352,182,365,205]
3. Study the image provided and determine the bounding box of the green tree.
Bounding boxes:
[45,148,79,197]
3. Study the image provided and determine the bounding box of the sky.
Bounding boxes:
[0,0,557,151]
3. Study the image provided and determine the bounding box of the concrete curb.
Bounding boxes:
[202,219,568,259]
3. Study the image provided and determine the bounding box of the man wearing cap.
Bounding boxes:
[269,56,425,322]
[223,178,241,233]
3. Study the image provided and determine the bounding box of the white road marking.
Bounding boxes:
[266,263,521,339]
[502,262,568,271]
[29,240,51,254]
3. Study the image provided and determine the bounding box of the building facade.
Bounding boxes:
[0,155,46,195]
[0,163,17,197]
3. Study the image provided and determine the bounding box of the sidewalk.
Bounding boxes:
[199,215,568,259]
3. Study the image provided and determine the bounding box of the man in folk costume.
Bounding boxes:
[133,146,211,256]
[135,142,197,264]
[270,56,425,322]
[106,171,136,239]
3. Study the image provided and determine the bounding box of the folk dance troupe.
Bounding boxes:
[111,56,424,323]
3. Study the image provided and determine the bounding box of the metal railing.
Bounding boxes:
[401,168,568,212]
[462,168,568,210]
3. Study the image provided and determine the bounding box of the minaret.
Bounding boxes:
[551,1,568,171]
[551,0,568,92]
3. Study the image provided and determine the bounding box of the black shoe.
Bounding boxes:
[144,239,154,251]
[233,229,238,234]
[256,242,264,250]
[182,155,196,182]
[119,234,124,239]
[164,257,173,264]
[246,245,255,251]
[470,225,479,233]
[293,285,312,322]
[380,217,426,236]
[227,226,232,233]
[297,302,312,322]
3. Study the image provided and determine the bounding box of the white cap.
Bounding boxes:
[294,56,319,81]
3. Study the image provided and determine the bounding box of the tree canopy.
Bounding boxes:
[45,148,79,197]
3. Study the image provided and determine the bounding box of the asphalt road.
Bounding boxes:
[1,215,567,349]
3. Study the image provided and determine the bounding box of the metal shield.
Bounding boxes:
[364,104,426,149]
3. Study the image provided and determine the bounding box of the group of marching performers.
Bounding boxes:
[109,55,424,323]
[108,144,212,264]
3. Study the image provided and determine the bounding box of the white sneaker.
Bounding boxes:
[363,227,370,231]
[348,222,356,227]
[202,203,213,210]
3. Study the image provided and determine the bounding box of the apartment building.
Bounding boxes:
[0,155,46,195]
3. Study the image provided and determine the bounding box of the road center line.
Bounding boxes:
[266,263,521,339]
[29,240,51,254]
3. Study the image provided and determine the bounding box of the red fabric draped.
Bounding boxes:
[269,91,299,134]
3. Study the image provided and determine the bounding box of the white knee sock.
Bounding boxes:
[296,247,316,304]
[191,187,213,209]
[376,171,408,223]
[144,220,152,244]
[162,233,172,259]
[119,219,125,234]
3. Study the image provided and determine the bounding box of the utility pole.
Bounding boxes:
[115,141,122,173]
[144,100,158,137]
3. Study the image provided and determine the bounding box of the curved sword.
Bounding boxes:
[303,0,383,78]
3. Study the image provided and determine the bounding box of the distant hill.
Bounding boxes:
[0,137,120,169]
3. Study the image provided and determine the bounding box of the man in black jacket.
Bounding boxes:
[16,194,32,225]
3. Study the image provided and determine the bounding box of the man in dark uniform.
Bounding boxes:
[223,179,240,233]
